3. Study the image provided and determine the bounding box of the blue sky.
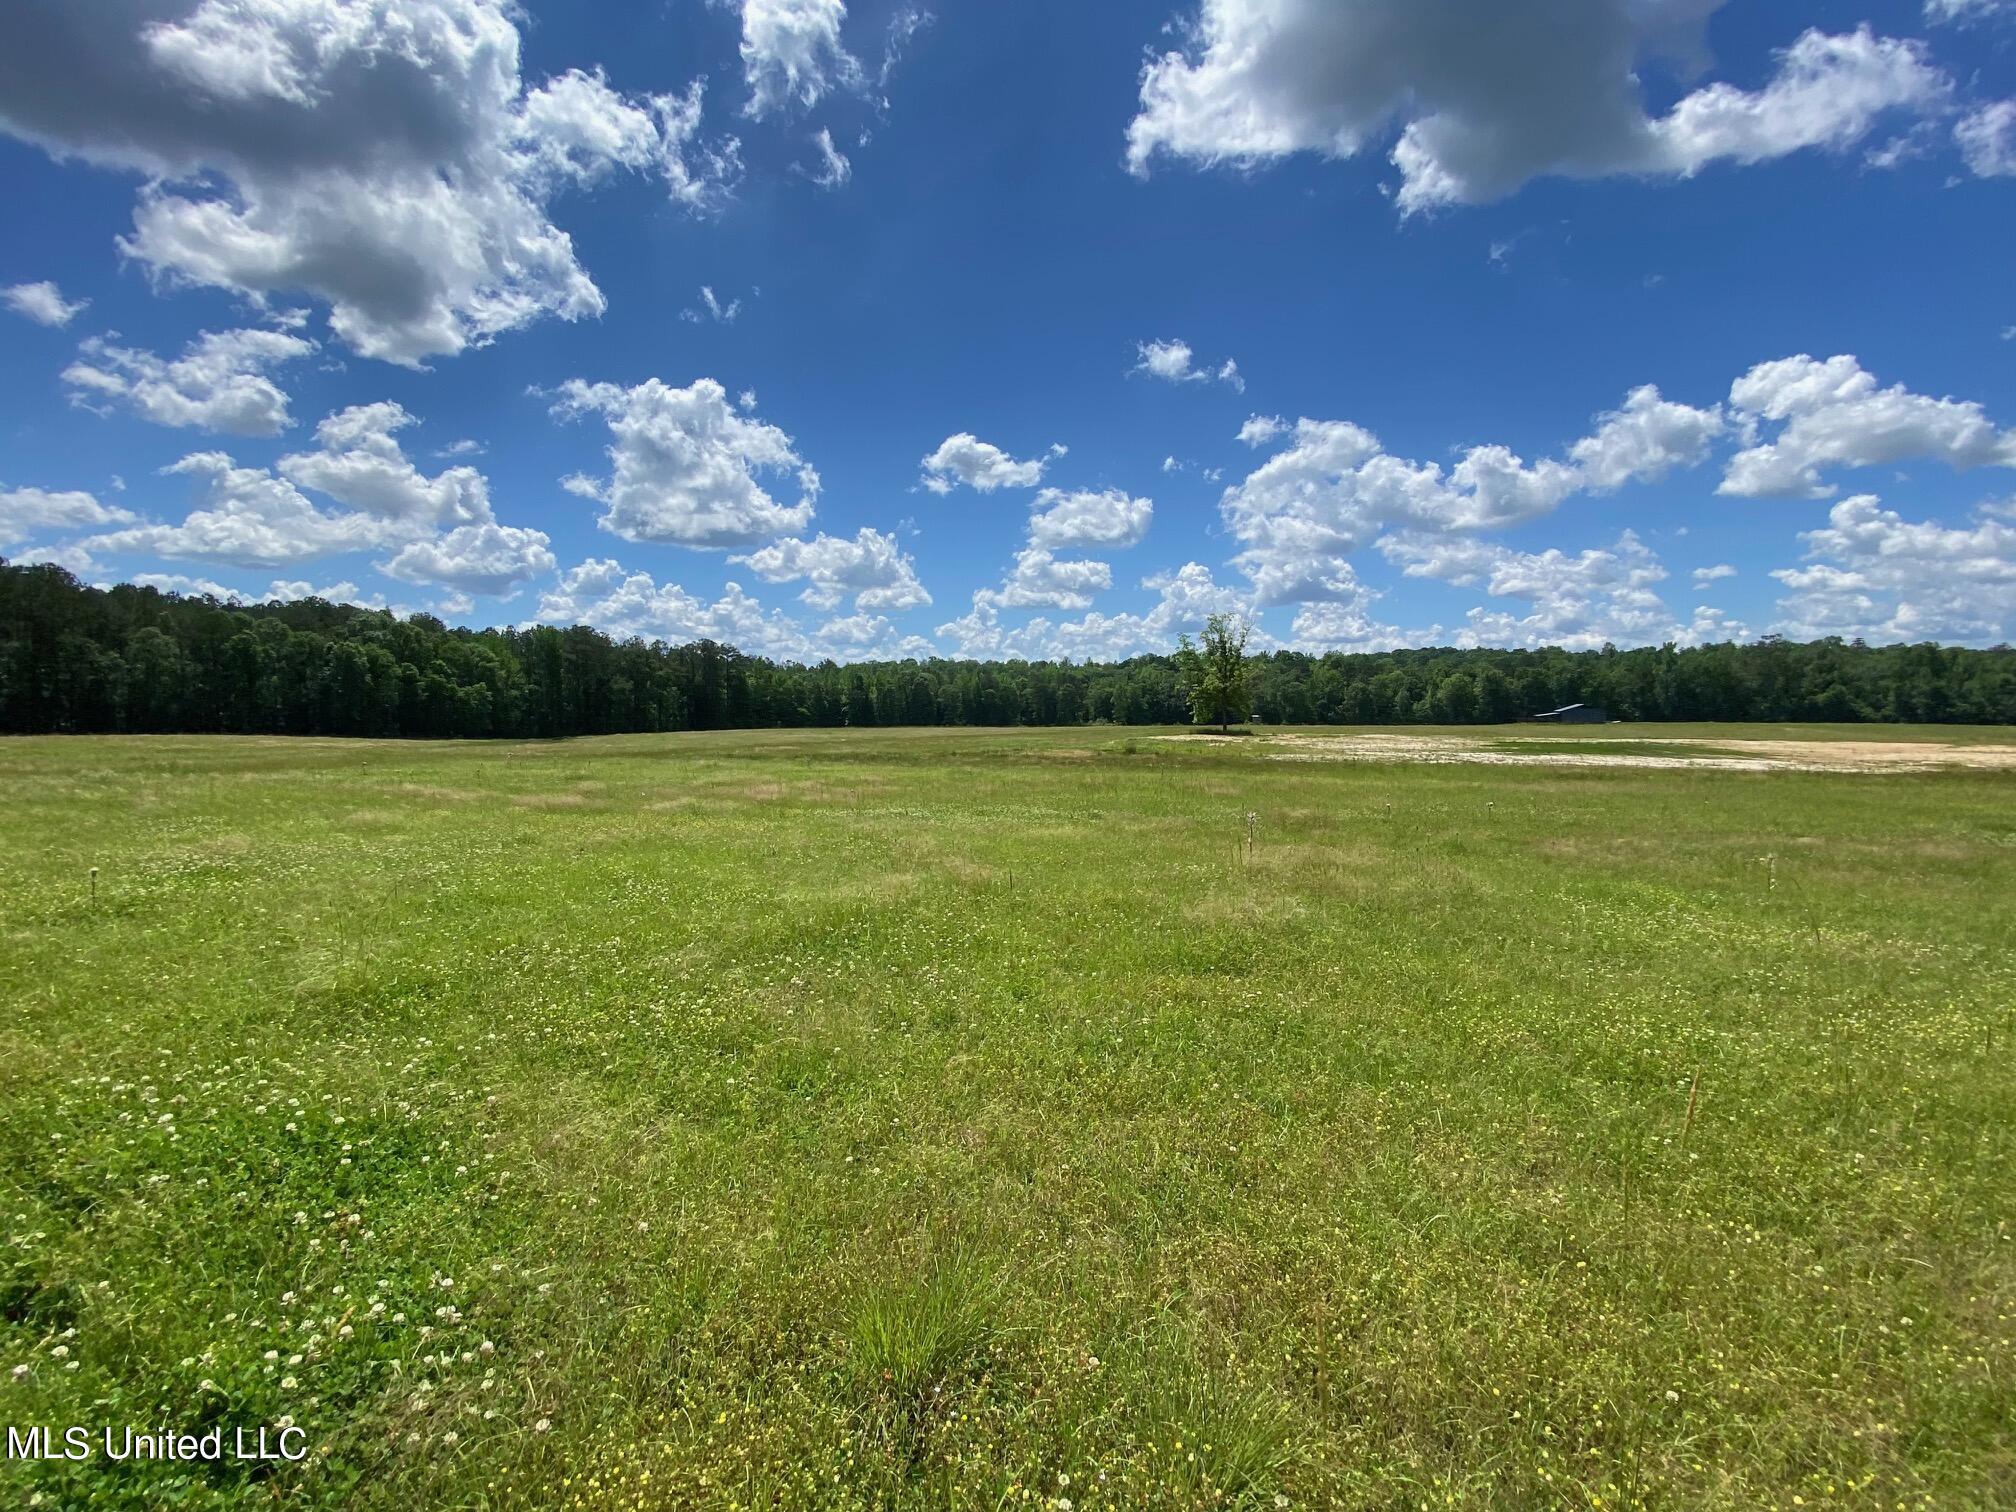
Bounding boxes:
[2,0,2013,661]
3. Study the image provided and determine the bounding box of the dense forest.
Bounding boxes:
[3,561,2012,736]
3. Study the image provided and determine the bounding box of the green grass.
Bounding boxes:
[2,725,2012,1510]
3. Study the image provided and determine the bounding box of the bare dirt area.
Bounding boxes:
[1157,732,2016,773]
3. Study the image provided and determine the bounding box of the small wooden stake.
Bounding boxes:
[1681,1071,1701,1148]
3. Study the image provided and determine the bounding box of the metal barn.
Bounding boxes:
[1525,703,1609,724]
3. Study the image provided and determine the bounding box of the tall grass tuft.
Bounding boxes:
[846,1251,1004,1460]
[1143,1376,1301,1507]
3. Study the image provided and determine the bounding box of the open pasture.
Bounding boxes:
[2,726,2012,1510]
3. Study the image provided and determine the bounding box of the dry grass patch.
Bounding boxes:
[1183,888,1308,927]
[380,781,484,802]
[938,855,1001,886]
[1248,839,1386,877]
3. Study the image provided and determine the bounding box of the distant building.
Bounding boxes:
[1525,703,1609,724]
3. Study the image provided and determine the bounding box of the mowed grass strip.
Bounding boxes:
[2,726,2012,1510]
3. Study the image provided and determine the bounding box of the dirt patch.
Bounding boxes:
[1714,740,2016,771]
[1158,732,2016,774]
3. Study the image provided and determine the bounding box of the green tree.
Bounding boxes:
[6,560,2016,740]
[1175,613,1253,732]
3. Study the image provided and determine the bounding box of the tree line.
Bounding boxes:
[2,560,2012,737]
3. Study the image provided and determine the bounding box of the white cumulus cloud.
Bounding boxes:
[535,556,929,662]
[1569,384,1727,491]
[87,451,389,568]
[551,377,819,548]
[730,0,862,118]
[63,326,316,436]
[266,577,366,604]
[1237,414,1287,447]
[1955,100,2016,177]
[919,433,1050,494]
[1127,5,1947,214]
[1,485,136,549]
[0,0,739,364]
[973,546,1112,611]
[1221,416,1591,603]
[379,521,555,596]
[77,398,549,580]
[3,279,88,326]
[1721,354,2016,498]
[280,402,494,530]
[939,561,1254,661]
[1770,494,2016,643]
[1134,337,1243,389]
[1026,488,1153,550]
[732,527,930,611]
[1382,529,1734,649]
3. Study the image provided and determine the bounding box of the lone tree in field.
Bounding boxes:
[1175,613,1253,732]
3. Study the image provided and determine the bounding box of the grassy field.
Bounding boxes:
[2,726,2012,1510]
